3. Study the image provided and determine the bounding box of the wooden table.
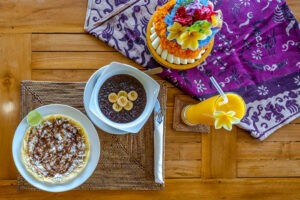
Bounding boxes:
[0,1,299,199]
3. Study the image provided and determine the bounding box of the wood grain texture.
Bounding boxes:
[31,69,96,82]
[0,0,299,198]
[288,0,300,20]
[31,34,115,52]
[31,69,162,82]
[31,52,142,70]
[0,0,297,33]
[0,34,31,179]
[237,124,300,142]
[165,143,202,160]
[237,141,300,159]
[238,160,300,177]
[1,179,300,200]
[165,160,201,178]
[0,0,86,33]
[202,127,237,178]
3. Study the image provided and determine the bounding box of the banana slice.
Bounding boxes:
[117,96,128,107]
[118,90,127,98]
[124,101,133,111]
[112,103,122,112]
[108,92,118,103]
[128,91,138,101]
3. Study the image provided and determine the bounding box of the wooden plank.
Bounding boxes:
[179,143,201,160]
[31,69,96,82]
[0,34,31,179]
[0,180,17,187]
[287,0,300,20]
[1,178,300,199]
[165,143,181,160]
[165,161,201,178]
[202,127,237,178]
[237,124,300,142]
[237,141,300,159]
[290,142,300,159]
[31,52,143,70]
[0,0,86,33]
[237,128,257,141]
[0,0,297,34]
[238,160,300,177]
[31,69,162,82]
[31,69,161,82]
[31,34,115,52]
[165,143,201,161]
[237,142,293,159]
[292,117,300,124]
[166,87,185,107]
[166,135,202,144]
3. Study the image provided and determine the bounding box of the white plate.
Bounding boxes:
[12,104,100,192]
[83,66,128,134]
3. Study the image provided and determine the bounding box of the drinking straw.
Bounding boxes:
[210,76,228,104]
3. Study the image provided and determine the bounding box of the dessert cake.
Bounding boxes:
[146,0,223,70]
[21,115,90,184]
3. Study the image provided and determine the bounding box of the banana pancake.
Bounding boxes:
[21,114,90,184]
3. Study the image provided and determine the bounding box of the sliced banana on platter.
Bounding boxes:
[124,101,133,111]
[117,96,128,107]
[128,91,138,101]
[118,90,128,98]
[108,92,118,103]
[112,103,122,112]
[108,90,139,112]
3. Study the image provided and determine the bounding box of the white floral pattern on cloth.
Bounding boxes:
[194,79,207,93]
[240,87,300,140]
[257,85,269,96]
[294,75,300,86]
[84,0,300,140]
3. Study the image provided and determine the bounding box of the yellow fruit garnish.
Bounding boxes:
[108,92,118,103]
[117,96,128,107]
[124,101,133,111]
[211,15,222,27]
[27,110,43,126]
[128,91,138,101]
[112,103,122,112]
[213,111,240,131]
[167,22,187,42]
[118,90,127,98]
[211,10,223,28]
[178,30,208,51]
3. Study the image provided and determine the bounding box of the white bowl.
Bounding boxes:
[89,62,160,133]
[83,66,127,134]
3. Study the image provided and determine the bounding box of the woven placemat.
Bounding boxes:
[18,80,167,190]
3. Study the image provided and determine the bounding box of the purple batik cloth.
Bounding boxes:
[84,0,300,140]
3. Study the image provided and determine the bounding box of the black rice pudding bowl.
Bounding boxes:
[98,74,147,123]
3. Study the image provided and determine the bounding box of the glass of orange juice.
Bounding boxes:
[181,93,246,131]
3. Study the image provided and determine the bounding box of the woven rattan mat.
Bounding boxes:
[18,80,167,190]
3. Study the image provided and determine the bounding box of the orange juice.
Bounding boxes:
[181,93,246,126]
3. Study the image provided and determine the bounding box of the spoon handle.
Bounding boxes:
[144,67,163,75]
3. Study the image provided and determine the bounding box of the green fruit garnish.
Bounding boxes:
[26,110,43,126]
